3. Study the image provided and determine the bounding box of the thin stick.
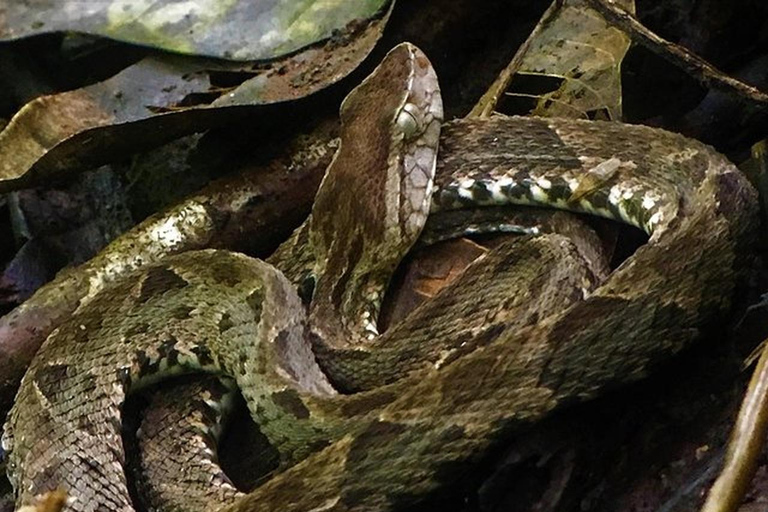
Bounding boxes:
[584,0,768,105]
[468,1,564,118]
[699,336,768,512]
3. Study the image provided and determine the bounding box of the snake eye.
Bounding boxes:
[396,102,421,140]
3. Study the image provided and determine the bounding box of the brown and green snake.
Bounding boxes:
[1,42,759,512]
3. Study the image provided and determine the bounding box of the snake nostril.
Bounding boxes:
[297,273,316,305]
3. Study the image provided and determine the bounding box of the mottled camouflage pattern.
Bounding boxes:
[2,42,759,512]
[223,118,757,512]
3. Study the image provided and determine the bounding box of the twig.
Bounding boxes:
[469,1,565,118]
[750,140,768,234]
[699,336,768,512]
[584,0,768,105]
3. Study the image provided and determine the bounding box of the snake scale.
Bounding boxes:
[2,43,759,512]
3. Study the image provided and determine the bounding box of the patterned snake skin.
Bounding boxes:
[2,43,759,512]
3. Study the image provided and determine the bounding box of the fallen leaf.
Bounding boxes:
[510,0,633,119]
[0,2,393,192]
[0,0,390,61]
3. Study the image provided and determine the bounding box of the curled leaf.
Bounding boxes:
[0,3,393,192]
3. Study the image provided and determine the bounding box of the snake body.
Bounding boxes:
[2,43,758,512]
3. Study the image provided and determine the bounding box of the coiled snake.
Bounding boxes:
[2,43,759,512]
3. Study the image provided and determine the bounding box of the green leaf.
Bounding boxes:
[0,0,389,61]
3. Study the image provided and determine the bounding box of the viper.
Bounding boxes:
[2,43,758,512]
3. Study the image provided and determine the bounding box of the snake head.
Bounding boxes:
[308,42,443,344]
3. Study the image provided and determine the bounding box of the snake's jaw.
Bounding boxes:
[393,44,444,243]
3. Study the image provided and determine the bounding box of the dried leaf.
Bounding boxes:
[0,4,392,192]
[473,0,633,120]
[512,0,633,119]
[380,238,487,330]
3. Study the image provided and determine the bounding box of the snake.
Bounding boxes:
[1,42,759,512]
